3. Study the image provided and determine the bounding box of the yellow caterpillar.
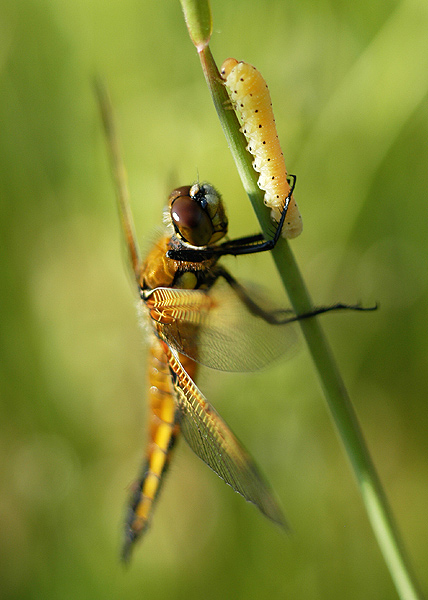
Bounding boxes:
[220,58,302,239]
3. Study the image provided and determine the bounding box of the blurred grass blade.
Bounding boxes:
[94,77,141,285]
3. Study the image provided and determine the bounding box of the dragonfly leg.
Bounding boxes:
[217,267,378,324]
[166,177,297,263]
[212,175,297,257]
[216,267,293,324]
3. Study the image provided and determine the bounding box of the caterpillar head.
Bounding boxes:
[220,57,239,81]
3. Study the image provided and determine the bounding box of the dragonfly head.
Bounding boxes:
[168,183,228,247]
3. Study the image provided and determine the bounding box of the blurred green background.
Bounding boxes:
[1,0,427,598]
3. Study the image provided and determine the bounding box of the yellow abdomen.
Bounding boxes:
[122,333,197,557]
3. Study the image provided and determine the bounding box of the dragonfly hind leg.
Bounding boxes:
[217,267,377,325]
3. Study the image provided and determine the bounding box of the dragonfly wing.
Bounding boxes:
[147,282,298,372]
[163,342,287,528]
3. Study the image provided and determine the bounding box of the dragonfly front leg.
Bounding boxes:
[212,174,297,258]
[166,177,297,263]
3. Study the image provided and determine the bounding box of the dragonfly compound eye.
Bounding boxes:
[171,195,214,247]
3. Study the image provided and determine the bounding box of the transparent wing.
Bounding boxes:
[163,343,286,527]
[147,279,298,372]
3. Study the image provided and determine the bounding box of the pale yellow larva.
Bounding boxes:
[220,58,302,239]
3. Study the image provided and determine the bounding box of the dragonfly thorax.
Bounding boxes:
[168,183,228,247]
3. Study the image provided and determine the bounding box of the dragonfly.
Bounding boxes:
[96,81,375,562]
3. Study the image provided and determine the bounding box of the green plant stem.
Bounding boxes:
[277,243,422,600]
[185,23,423,600]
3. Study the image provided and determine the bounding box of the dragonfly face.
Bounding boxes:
[169,183,228,246]
[95,81,376,562]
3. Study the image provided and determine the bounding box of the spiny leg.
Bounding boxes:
[166,176,297,263]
